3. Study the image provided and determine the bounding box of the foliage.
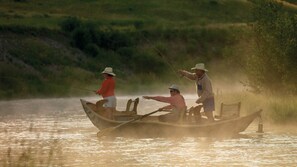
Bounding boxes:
[0,0,258,99]
[0,0,253,29]
[247,0,297,94]
[215,91,297,124]
[269,97,297,123]
[59,17,81,33]
[13,0,27,2]
[60,17,165,74]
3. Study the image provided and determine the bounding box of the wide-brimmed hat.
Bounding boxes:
[101,67,116,76]
[169,84,180,92]
[191,63,208,72]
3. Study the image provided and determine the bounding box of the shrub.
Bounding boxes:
[84,43,100,57]
[134,20,144,29]
[59,17,82,33]
[132,52,165,74]
[71,27,92,49]
[247,0,297,94]
[97,30,134,50]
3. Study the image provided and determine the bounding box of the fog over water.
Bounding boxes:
[0,96,296,166]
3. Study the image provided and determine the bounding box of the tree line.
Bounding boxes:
[246,0,297,94]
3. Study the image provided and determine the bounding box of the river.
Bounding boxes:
[0,96,296,166]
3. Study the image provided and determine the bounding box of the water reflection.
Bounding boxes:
[0,97,296,166]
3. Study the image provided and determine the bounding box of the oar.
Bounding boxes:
[97,109,160,137]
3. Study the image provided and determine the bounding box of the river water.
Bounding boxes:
[0,96,296,167]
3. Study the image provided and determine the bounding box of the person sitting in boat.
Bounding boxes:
[143,84,187,123]
[95,67,117,119]
[178,63,215,122]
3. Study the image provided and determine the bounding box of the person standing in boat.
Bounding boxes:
[95,67,116,119]
[178,63,215,122]
[143,84,187,123]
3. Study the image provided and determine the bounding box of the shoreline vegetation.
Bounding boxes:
[0,0,296,123]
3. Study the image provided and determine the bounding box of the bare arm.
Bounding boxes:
[143,96,171,103]
[142,96,173,111]
[178,70,196,80]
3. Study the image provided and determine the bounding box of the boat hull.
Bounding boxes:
[81,99,262,137]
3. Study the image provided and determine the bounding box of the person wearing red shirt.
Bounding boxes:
[96,67,116,119]
[143,84,187,123]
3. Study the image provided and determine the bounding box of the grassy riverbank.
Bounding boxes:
[215,92,297,124]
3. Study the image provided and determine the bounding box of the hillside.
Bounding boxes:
[0,0,253,28]
[0,28,97,98]
[1,0,295,99]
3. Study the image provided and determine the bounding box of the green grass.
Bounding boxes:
[216,92,297,124]
[0,0,253,29]
[268,96,297,123]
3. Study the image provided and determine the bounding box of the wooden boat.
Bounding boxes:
[80,99,262,137]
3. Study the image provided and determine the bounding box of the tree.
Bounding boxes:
[247,0,297,94]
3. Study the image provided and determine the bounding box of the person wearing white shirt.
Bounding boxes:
[178,63,215,121]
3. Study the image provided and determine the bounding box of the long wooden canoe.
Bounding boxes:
[81,99,262,137]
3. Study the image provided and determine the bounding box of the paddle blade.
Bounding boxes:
[97,127,115,137]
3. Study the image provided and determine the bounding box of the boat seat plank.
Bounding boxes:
[215,101,241,119]
[125,98,139,113]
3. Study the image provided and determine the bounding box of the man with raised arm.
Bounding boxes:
[178,63,215,121]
